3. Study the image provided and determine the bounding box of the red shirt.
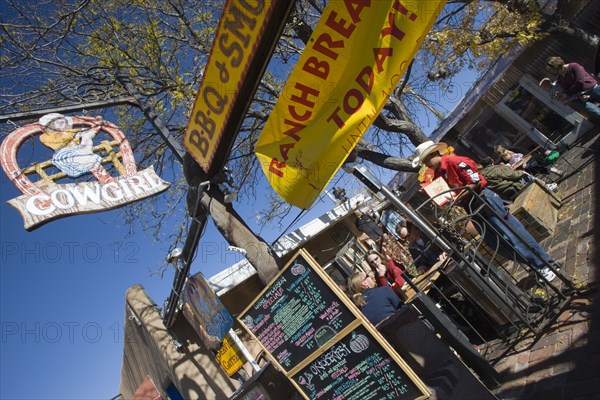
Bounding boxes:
[556,62,598,96]
[376,259,406,297]
[434,154,487,191]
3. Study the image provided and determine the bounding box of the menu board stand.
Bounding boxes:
[239,249,430,400]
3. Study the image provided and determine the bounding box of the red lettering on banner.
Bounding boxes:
[327,107,345,129]
[283,118,306,142]
[279,143,294,161]
[291,83,319,108]
[343,88,364,114]
[312,33,344,60]
[289,107,311,121]
[282,119,305,141]
[327,66,373,128]
[269,82,316,178]
[325,11,355,38]
[356,66,374,94]
[327,2,418,129]
[393,1,417,22]
[344,0,371,24]
[303,56,329,80]
[373,48,393,73]
[269,158,285,177]
[303,1,373,81]
[264,0,379,179]
[381,1,418,42]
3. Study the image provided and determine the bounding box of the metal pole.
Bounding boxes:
[163,185,208,328]
[0,97,137,124]
[228,329,261,372]
[116,74,186,163]
[347,163,503,387]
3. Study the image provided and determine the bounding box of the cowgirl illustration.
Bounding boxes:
[38,113,113,183]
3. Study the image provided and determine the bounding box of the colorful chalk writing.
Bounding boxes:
[240,253,355,370]
[294,326,421,400]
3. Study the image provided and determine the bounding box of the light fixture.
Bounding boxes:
[166,248,183,271]
[223,188,238,204]
[332,187,347,202]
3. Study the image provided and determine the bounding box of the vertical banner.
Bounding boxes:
[183,0,294,174]
[182,272,234,349]
[255,0,446,209]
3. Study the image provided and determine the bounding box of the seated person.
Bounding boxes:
[366,249,407,298]
[545,55,600,122]
[347,271,492,400]
[377,225,417,277]
[494,144,563,177]
[354,209,383,241]
[396,220,447,275]
[478,156,533,200]
[347,271,404,326]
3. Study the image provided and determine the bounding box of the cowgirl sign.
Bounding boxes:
[1,113,170,230]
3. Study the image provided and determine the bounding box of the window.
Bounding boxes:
[505,85,573,142]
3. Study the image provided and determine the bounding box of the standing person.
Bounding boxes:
[545,56,600,122]
[377,226,417,277]
[366,250,407,298]
[396,219,447,274]
[412,141,558,282]
[354,209,384,242]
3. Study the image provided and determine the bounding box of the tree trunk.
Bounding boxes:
[184,153,281,285]
[343,139,419,172]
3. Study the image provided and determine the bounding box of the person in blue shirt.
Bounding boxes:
[347,271,403,326]
[347,271,476,400]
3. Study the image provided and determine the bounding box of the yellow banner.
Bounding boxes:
[183,0,281,171]
[255,0,446,209]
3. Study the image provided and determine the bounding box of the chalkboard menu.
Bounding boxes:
[239,251,356,370]
[293,325,422,400]
[239,249,429,400]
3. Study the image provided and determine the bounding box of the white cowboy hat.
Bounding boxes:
[38,113,73,128]
[411,140,448,168]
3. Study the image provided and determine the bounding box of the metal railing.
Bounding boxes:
[407,184,577,357]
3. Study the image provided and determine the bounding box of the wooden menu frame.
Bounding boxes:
[238,249,430,399]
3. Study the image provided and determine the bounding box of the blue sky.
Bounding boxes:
[0,9,482,393]
[0,78,478,400]
[0,171,177,399]
[0,141,377,399]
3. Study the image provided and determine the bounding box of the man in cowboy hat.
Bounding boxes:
[412,141,558,282]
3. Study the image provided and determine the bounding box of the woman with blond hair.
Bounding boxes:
[494,144,563,177]
[347,271,472,400]
[347,271,403,326]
